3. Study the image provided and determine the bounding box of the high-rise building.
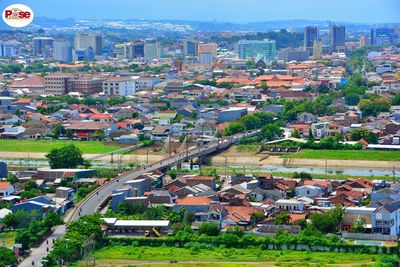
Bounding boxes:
[304,26,318,56]
[370,28,395,46]
[53,39,73,63]
[330,25,346,53]
[0,40,19,57]
[359,36,370,47]
[33,37,54,57]
[197,42,218,64]
[144,42,161,61]
[183,39,198,57]
[278,47,309,62]
[236,39,276,61]
[132,41,145,58]
[312,40,323,59]
[74,34,102,55]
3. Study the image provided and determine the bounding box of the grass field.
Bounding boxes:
[282,149,400,161]
[90,245,387,266]
[0,139,120,154]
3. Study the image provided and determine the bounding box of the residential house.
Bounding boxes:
[0,182,14,198]
[372,204,400,236]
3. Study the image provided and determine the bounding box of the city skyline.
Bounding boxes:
[1,0,400,24]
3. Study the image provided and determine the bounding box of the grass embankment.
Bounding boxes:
[90,245,386,266]
[0,140,120,154]
[282,149,400,161]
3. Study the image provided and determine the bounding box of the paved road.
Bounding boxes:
[19,225,66,267]
[66,131,257,222]
[19,131,256,266]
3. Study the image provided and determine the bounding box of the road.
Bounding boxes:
[20,131,256,266]
[19,225,66,267]
[66,131,256,222]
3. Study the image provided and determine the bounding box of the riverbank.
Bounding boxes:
[0,148,399,171]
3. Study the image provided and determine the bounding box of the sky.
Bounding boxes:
[1,0,400,23]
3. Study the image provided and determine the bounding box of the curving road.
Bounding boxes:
[19,131,257,266]
[65,132,256,222]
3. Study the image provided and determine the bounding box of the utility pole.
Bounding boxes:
[169,134,172,157]
[146,146,149,165]
[325,159,328,179]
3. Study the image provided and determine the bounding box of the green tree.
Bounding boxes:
[261,124,282,141]
[274,211,290,225]
[345,93,360,105]
[0,247,17,267]
[391,94,400,105]
[199,222,220,236]
[350,128,378,144]
[307,128,314,142]
[310,205,345,234]
[291,130,301,138]
[359,97,391,117]
[352,217,366,233]
[183,211,195,226]
[46,144,84,169]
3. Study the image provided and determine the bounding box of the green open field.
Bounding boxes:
[88,245,388,267]
[282,149,400,161]
[0,140,120,154]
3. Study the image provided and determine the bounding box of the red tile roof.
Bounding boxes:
[175,196,212,206]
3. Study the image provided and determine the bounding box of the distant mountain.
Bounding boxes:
[1,17,400,33]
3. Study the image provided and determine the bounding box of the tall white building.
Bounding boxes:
[53,39,72,63]
[102,77,138,97]
[74,34,102,55]
[0,41,19,57]
[144,42,161,62]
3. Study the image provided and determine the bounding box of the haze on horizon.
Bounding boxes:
[1,0,399,24]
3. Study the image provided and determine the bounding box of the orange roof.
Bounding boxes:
[0,182,11,190]
[13,98,31,104]
[303,180,331,189]
[266,80,292,87]
[89,113,112,119]
[289,213,307,223]
[224,206,262,222]
[255,75,296,82]
[11,75,44,88]
[175,196,212,206]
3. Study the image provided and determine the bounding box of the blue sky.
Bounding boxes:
[1,0,399,23]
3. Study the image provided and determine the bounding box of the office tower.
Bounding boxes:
[236,39,276,61]
[312,40,323,58]
[132,41,145,58]
[304,26,318,56]
[74,34,102,55]
[33,37,54,57]
[53,39,73,63]
[144,42,161,62]
[359,36,369,47]
[183,39,198,57]
[0,40,19,57]
[370,28,395,46]
[330,25,346,53]
[197,42,218,64]
[278,48,309,62]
